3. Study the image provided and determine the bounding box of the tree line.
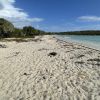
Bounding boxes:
[55,31,100,35]
[0,18,100,38]
[0,18,50,38]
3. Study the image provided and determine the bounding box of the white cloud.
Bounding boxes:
[78,16,100,22]
[0,0,44,28]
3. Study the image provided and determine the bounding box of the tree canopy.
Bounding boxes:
[0,18,47,38]
[0,18,14,37]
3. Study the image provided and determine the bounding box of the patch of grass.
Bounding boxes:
[0,38,34,43]
[13,39,28,42]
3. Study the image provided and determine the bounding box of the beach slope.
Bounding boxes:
[0,35,100,100]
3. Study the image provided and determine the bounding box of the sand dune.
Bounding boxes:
[0,35,100,100]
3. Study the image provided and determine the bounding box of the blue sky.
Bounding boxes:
[0,0,100,32]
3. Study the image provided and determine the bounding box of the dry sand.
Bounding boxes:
[0,35,100,100]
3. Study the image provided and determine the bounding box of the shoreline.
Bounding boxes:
[55,35,100,51]
[0,35,100,100]
[54,35,100,52]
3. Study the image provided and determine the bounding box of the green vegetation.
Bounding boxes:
[0,18,100,38]
[0,18,48,38]
[55,31,100,35]
[0,18,14,38]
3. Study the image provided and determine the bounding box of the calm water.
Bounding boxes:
[55,35,100,50]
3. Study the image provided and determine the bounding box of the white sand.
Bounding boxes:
[0,35,100,100]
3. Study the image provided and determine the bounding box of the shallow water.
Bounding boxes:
[55,35,100,50]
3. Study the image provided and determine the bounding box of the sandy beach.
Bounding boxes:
[0,35,100,100]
